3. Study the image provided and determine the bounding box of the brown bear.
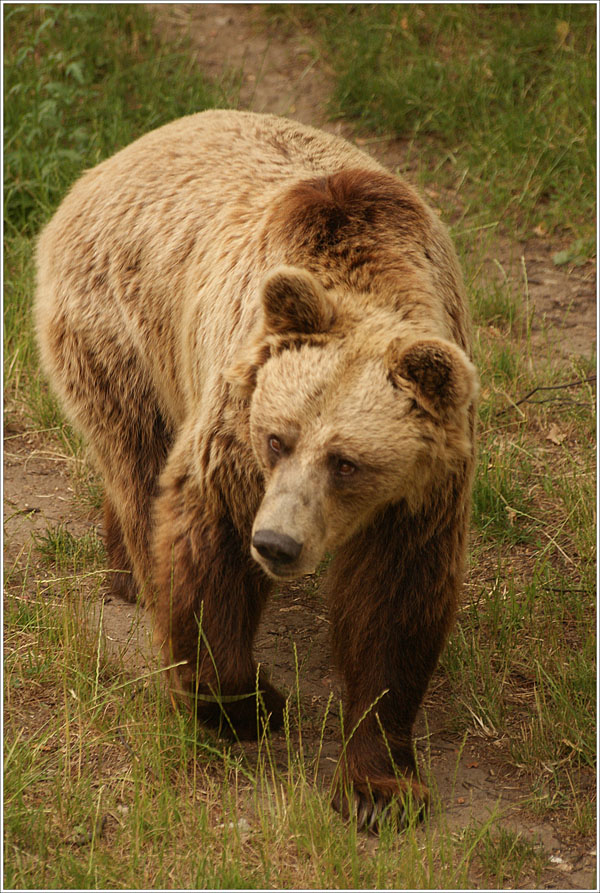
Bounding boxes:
[35,110,478,830]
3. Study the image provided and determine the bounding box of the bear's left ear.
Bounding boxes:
[261,266,336,336]
[386,337,479,416]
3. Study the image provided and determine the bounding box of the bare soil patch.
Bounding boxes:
[483,235,596,360]
[4,3,595,888]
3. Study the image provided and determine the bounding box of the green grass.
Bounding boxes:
[34,523,105,570]
[4,3,235,238]
[440,250,596,832]
[282,3,596,242]
[468,825,547,888]
[4,2,597,888]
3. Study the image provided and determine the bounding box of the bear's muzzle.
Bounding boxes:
[252,529,303,568]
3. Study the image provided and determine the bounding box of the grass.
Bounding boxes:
[3,577,552,889]
[4,2,597,889]
[34,523,105,570]
[280,3,596,244]
[4,3,236,239]
[441,257,596,827]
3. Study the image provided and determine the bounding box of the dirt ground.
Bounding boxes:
[4,4,596,888]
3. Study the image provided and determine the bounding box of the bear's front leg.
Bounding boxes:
[328,505,462,831]
[152,439,285,740]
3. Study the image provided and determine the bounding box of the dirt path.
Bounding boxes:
[4,4,595,888]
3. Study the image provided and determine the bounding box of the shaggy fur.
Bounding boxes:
[35,110,478,829]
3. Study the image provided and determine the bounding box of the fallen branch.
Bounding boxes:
[496,375,596,416]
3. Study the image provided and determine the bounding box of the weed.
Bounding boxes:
[34,523,105,569]
[4,4,234,238]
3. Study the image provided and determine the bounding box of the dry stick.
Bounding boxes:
[525,399,592,406]
[496,375,596,417]
[543,587,590,594]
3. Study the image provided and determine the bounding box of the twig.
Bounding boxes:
[524,399,593,407]
[542,587,590,594]
[116,728,136,760]
[496,375,596,416]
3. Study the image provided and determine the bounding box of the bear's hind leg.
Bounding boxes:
[86,392,173,604]
[42,320,173,603]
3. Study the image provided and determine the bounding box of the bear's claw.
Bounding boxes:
[334,778,428,834]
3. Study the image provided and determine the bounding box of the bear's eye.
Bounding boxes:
[335,458,357,477]
[268,435,283,456]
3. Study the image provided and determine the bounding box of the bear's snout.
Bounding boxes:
[252,529,303,567]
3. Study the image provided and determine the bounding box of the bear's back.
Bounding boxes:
[34,112,389,414]
[46,110,386,231]
[36,110,389,331]
[35,111,468,425]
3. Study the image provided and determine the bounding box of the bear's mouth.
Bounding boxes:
[250,545,317,582]
[252,551,306,582]
[267,566,299,581]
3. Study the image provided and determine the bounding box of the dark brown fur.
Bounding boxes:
[266,168,433,293]
[152,436,285,738]
[328,488,469,815]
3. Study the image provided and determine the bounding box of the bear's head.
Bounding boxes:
[227,266,478,581]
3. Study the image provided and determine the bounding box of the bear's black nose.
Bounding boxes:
[253,529,303,565]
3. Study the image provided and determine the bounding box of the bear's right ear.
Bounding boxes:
[226,267,336,399]
[261,266,336,336]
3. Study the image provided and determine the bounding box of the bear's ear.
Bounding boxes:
[225,266,336,399]
[261,266,336,335]
[386,337,478,416]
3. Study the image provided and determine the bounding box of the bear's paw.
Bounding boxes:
[333,772,429,834]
